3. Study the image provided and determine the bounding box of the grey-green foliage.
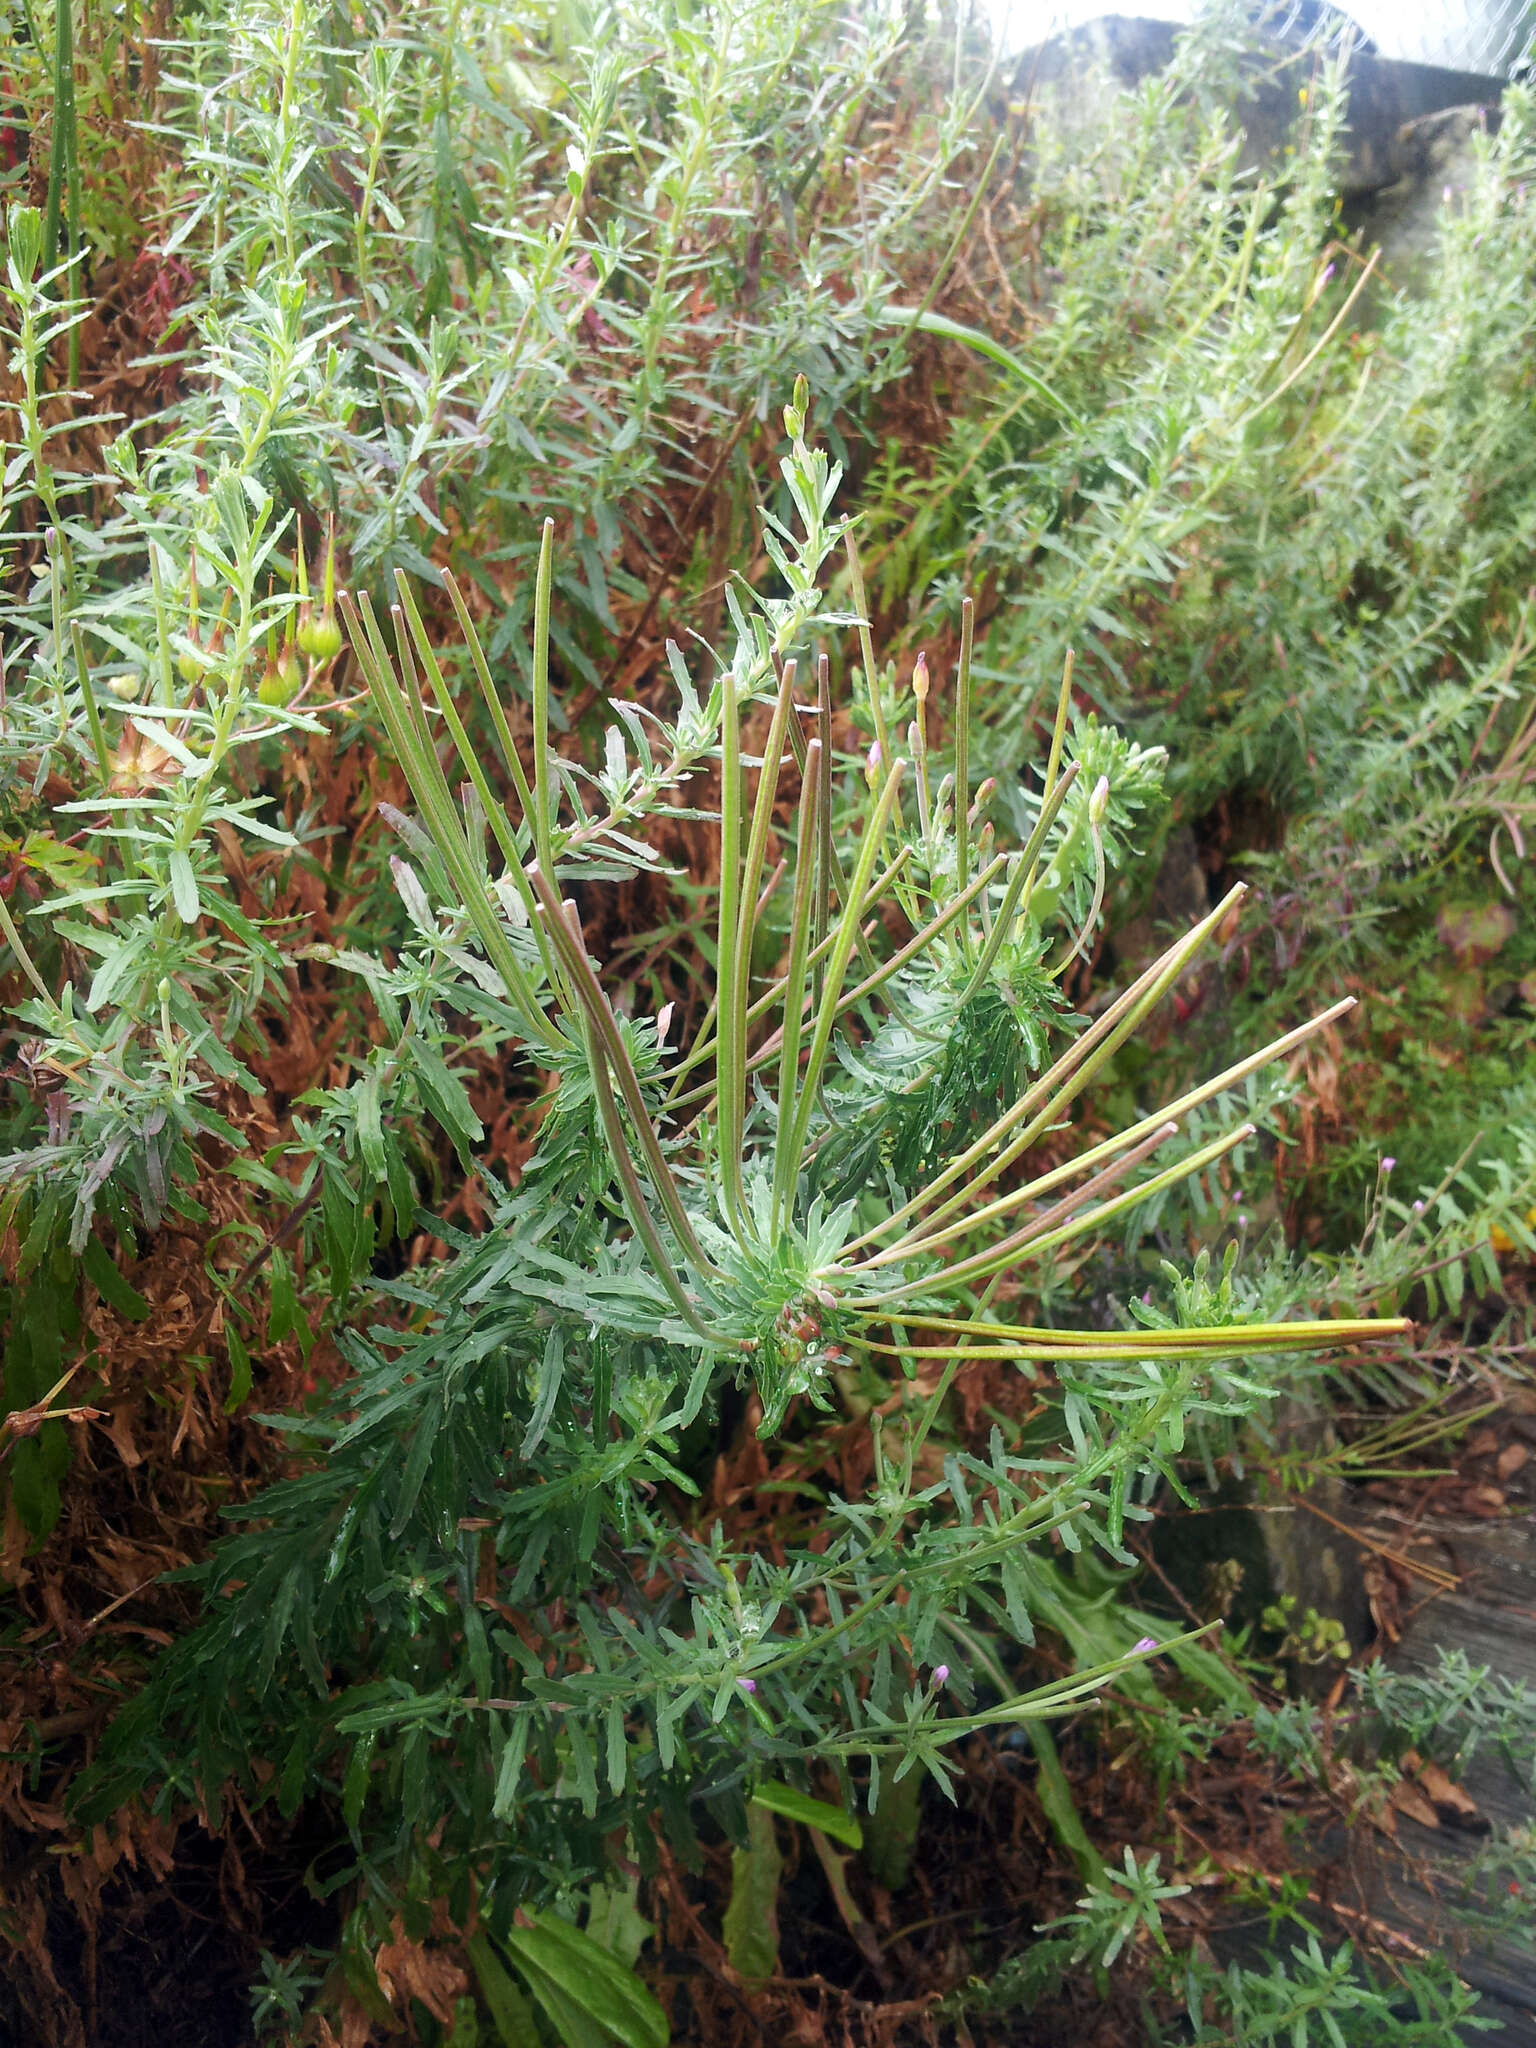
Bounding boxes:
[873,0,1536,968]
[1353,1645,1536,1788]
[1179,1938,1499,2044]
[943,1927,1494,2042]
[0,0,991,1266]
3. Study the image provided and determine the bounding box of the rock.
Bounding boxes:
[1007,14,1503,195]
[1352,103,1501,287]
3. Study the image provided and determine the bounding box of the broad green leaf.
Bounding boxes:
[722,1799,781,1984]
[505,1949,611,2048]
[882,305,1081,421]
[751,1780,862,1850]
[222,1322,252,1413]
[167,847,200,922]
[586,1878,654,1972]
[861,1762,921,1892]
[500,1909,668,2048]
[466,1933,541,2048]
[81,1236,149,1320]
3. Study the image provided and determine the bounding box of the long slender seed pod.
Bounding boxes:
[813,655,833,1000]
[760,850,1008,1114]
[957,760,1080,1005]
[663,858,789,1107]
[783,701,890,993]
[530,518,558,886]
[577,1009,723,1345]
[527,866,719,1277]
[722,659,799,1233]
[855,1319,1413,1361]
[440,568,540,830]
[716,669,746,1234]
[772,738,822,1231]
[1023,649,1075,907]
[342,593,562,1050]
[855,1123,1254,1303]
[860,1310,1417,1359]
[842,883,1247,1258]
[394,573,551,969]
[845,531,889,767]
[663,848,912,1116]
[781,762,906,1192]
[855,1122,1178,1275]
[864,996,1358,1260]
[955,597,974,898]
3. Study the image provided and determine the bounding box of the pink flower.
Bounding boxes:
[931,1665,949,1687]
[1381,1157,1396,1173]
[1132,1637,1158,1655]
[737,1679,756,1694]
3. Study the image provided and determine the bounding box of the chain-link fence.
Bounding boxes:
[991,0,1533,77]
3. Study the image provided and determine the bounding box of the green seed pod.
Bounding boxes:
[297,608,342,661]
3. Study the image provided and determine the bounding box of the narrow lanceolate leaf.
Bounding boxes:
[467,1935,542,2048]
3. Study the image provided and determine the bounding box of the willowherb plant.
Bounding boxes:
[76,396,1406,2014]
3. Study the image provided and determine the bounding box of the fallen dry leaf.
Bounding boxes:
[1416,1760,1483,1824]
[374,1918,468,2025]
[1389,1778,1441,1829]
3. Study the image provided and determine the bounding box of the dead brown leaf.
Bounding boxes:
[1496,1441,1529,1481]
[374,1918,468,2025]
[1389,1778,1440,1829]
[1416,1760,1483,1824]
